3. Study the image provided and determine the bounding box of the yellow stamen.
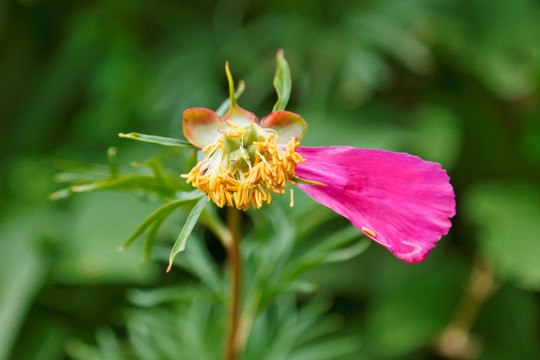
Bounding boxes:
[182,127,304,210]
[362,227,377,238]
[289,188,294,208]
[226,119,239,128]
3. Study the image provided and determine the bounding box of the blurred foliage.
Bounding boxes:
[1,0,540,359]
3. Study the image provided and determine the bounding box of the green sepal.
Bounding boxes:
[272,49,292,112]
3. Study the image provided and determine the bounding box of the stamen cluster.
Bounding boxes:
[182,124,304,210]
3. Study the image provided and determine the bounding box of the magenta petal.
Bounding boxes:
[295,147,456,263]
[223,106,258,127]
[183,108,228,149]
[261,111,307,145]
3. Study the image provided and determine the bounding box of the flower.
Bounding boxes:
[182,107,306,211]
[181,62,455,263]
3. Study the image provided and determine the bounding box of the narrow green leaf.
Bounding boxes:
[282,226,363,283]
[53,159,109,172]
[127,285,203,307]
[120,198,200,250]
[272,49,292,112]
[167,196,207,272]
[68,173,180,199]
[142,216,167,262]
[54,171,107,183]
[48,187,72,200]
[118,132,196,148]
[323,238,371,263]
[96,327,124,360]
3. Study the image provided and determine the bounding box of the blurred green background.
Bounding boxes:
[1,0,540,359]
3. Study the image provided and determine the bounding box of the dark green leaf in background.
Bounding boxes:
[466,182,540,290]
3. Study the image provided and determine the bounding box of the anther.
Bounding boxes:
[289,188,294,207]
[361,227,377,238]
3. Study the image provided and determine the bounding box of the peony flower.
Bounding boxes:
[181,61,455,263]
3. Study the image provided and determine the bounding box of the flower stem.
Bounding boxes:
[224,207,242,360]
[436,256,497,359]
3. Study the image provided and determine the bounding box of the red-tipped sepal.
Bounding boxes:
[182,108,228,149]
[223,106,258,127]
[261,111,307,145]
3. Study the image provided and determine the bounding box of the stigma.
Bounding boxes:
[182,123,305,210]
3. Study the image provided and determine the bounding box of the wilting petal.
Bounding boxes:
[223,106,258,127]
[295,147,455,263]
[183,108,228,149]
[261,111,307,145]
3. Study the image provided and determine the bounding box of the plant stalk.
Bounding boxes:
[224,207,242,360]
[436,256,496,359]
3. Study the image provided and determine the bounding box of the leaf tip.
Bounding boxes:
[166,262,173,273]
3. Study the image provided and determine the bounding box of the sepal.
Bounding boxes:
[261,111,307,144]
[182,108,227,149]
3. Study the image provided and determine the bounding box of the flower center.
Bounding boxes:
[182,123,304,210]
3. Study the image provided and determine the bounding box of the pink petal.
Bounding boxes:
[183,108,228,149]
[261,111,308,145]
[295,147,456,263]
[223,106,258,127]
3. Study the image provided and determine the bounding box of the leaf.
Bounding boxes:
[465,182,540,290]
[0,220,47,360]
[127,285,204,307]
[69,174,179,200]
[286,225,364,279]
[323,238,371,264]
[167,196,207,272]
[48,187,72,200]
[53,159,109,172]
[118,132,196,148]
[362,263,465,357]
[475,284,540,360]
[120,197,201,250]
[95,327,124,360]
[142,216,167,262]
[272,49,292,112]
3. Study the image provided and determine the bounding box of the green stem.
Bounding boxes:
[224,207,242,360]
